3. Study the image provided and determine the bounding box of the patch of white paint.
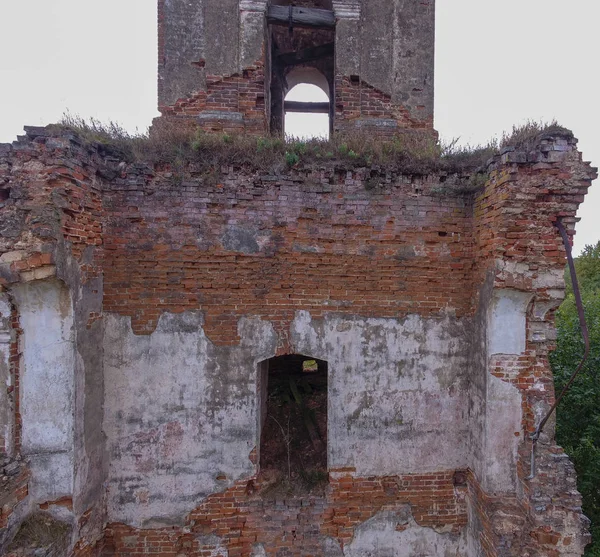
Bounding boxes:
[251,543,267,557]
[12,279,75,502]
[103,312,277,527]
[344,510,467,557]
[291,312,471,475]
[532,269,564,290]
[482,289,528,493]
[487,290,533,356]
[482,375,522,493]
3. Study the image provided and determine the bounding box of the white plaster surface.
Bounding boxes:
[487,290,533,356]
[103,312,277,527]
[482,375,522,493]
[0,294,13,456]
[103,304,525,530]
[28,452,74,501]
[12,280,75,502]
[344,510,467,557]
[290,311,472,475]
[483,289,527,493]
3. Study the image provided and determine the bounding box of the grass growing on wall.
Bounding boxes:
[52,114,572,179]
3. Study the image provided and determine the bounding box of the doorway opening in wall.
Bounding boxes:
[258,354,328,495]
[285,83,330,140]
[268,0,335,137]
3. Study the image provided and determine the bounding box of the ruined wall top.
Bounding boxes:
[157,0,436,136]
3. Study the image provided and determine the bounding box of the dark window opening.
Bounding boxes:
[258,354,328,491]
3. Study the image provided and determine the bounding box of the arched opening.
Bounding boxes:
[285,82,330,140]
[267,0,335,137]
[257,354,328,490]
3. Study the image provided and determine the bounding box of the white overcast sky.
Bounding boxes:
[0,0,598,253]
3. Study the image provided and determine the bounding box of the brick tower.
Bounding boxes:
[157,0,435,135]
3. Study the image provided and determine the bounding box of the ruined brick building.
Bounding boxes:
[0,0,597,555]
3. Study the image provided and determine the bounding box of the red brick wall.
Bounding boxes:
[334,76,434,135]
[102,170,474,347]
[159,64,268,135]
[0,470,29,530]
[0,128,595,556]
[102,471,467,556]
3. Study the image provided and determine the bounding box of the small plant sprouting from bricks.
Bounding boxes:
[284,151,300,167]
[260,355,328,497]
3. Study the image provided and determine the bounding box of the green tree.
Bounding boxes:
[551,241,600,556]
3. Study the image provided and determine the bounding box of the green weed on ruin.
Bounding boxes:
[52,114,573,180]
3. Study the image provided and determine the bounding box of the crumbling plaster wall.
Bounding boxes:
[0,127,596,557]
[103,312,277,527]
[103,308,474,527]
[344,508,466,557]
[12,279,75,506]
[99,155,479,552]
[0,129,107,552]
[290,311,472,475]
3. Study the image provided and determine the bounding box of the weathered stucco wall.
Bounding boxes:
[103,309,474,527]
[0,127,596,557]
[103,312,277,527]
[12,279,75,505]
[291,311,471,475]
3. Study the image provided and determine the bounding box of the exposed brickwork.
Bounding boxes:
[102,471,467,556]
[159,64,268,135]
[0,129,104,286]
[468,137,597,556]
[102,168,474,346]
[0,469,29,530]
[0,128,107,555]
[334,76,434,135]
[0,127,596,555]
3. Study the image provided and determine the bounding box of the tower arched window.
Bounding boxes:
[284,75,330,140]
